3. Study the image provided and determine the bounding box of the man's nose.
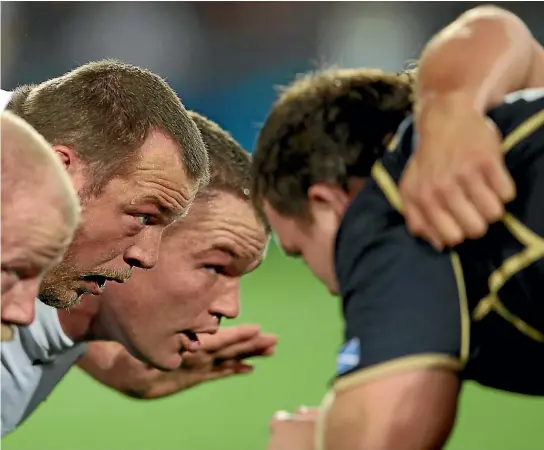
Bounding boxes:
[2,281,38,326]
[209,281,240,320]
[123,228,163,269]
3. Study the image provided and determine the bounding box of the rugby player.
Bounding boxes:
[1,113,274,435]
[1,60,209,433]
[399,5,544,249]
[1,111,80,338]
[6,60,209,311]
[253,66,544,450]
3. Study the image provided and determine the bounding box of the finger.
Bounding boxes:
[401,166,447,250]
[398,157,418,198]
[439,185,488,241]
[204,359,256,381]
[214,359,254,370]
[463,176,505,223]
[201,366,237,383]
[214,345,273,364]
[199,325,262,352]
[404,203,444,249]
[403,203,427,237]
[261,345,276,356]
[423,203,464,248]
[272,411,295,423]
[482,158,516,203]
[413,178,466,248]
[406,201,447,250]
[295,406,320,419]
[213,335,277,360]
[233,363,254,374]
[221,343,276,360]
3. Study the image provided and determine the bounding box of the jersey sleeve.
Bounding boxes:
[333,181,469,392]
[490,89,544,169]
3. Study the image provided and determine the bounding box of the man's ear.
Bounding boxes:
[52,145,75,170]
[307,183,350,219]
[52,145,87,193]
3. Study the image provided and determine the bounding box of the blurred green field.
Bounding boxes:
[3,243,544,450]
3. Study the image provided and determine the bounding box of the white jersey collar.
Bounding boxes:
[0,89,12,112]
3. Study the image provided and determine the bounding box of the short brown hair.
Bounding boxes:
[8,60,209,194]
[189,111,269,231]
[189,111,251,199]
[252,68,414,217]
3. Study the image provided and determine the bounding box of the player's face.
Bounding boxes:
[39,131,196,309]
[96,192,268,371]
[1,193,73,336]
[264,200,340,294]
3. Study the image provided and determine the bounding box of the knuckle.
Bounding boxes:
[474,220,489,236]
[415,187,436,209]
[407,219,425,237]
[487,202,504,221]
[439,180,458,197]
[444,234,463,248]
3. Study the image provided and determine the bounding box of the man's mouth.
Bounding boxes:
[179,331,201,353]
[81,274,126,295]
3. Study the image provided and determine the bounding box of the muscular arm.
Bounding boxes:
[79,327,276,400]
[417,5,544,116]
[78,341,173,399]
[321,369,460,450]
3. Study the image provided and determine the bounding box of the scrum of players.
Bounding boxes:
[1,5,543,450]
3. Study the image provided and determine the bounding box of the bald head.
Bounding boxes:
[2,111,80,226]
[1,111,81,336]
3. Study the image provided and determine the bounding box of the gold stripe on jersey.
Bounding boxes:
[371,161,471,368]
[373,108,544,343]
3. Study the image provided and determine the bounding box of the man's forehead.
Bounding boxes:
[2,218,70,261]
[130,183,193,220]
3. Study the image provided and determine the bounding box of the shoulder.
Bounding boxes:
[0,89,12,112]
[488,88,544,135]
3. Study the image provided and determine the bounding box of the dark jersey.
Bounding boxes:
[334,89,544,396]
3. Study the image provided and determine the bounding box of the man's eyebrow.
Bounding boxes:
[210,243,239,258]
[135,194,185,220]
[194,243,238,259]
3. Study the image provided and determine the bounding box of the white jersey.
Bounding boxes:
[0,89,12,112]
[1,299,87,436]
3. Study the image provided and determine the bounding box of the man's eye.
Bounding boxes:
[204,265,225,274]
[2,269,20,292]
[134,214,151,226]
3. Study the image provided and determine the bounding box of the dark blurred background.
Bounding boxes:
[4,2,544,153]
[2,2,544,450]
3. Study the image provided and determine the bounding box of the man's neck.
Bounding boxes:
[57,297,102,343]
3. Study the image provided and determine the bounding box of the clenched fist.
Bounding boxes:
[399,99,516,249]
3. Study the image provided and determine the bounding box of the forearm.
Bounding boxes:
[417,6,544,116]
[79,342,184,400]
[320,371,459,450]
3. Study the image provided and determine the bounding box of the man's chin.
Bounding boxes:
[38,289,81,309]
[152,352,183,372]
[126,344,182,372]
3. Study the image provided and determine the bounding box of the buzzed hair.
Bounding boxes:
[1,111,81,229]
[188,111,269,231]
[189,111,251,199]
[7,60,209,195]
[251,67,414,218]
